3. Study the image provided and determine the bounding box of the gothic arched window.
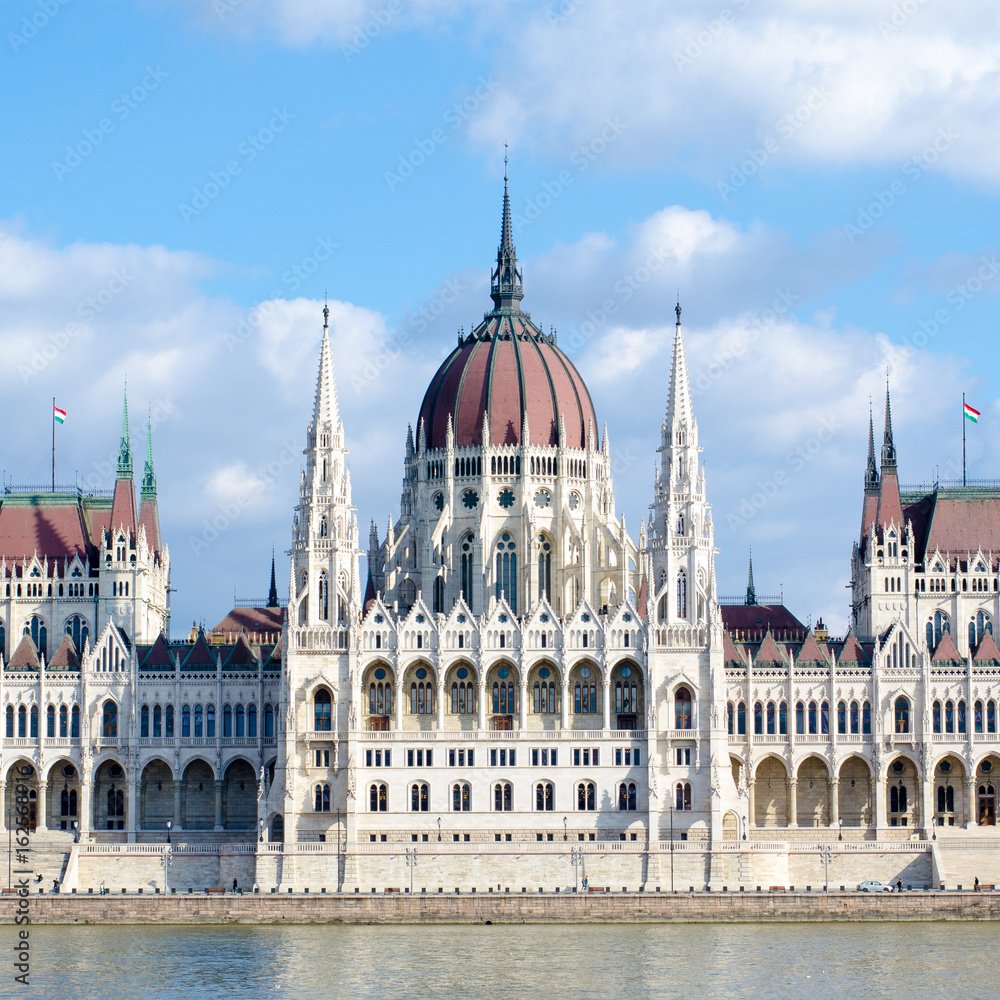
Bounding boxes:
[538,534,552,602]
[495,534,518,613]
[676,571,687,619]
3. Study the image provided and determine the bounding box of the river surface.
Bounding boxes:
[2,922,997,999]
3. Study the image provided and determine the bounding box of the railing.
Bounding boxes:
[352,729,648,742]
[3,484,113,498]
[233,597,287,609]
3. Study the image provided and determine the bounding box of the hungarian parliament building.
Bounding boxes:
[2,183,999,892]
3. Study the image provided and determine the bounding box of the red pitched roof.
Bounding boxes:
[722,630,745,665]
[138,497,161,554]
[109,478,138,540]
[837,632,868,665]
[0,499,92,562]
[920,494,1000,566]
[877,471,903,533]
[210,607,284,641]
[224,634,258,668]
[8,634,40,670]
[720,604,807,637]
[932,631,963,662]
[140,634,174,668]
[754,631,785,665]
[182,633,217,670]
[796,631,829,665]
[974,630,1000,662]
[636,574,648,622]
[48,634,80,670]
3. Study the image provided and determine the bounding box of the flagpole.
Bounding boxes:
[52,396,55,493]
[963,392,967,488]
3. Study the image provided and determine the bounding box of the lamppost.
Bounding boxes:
[405,848,417,895]
[669,793,675,893]
[437,816,441,842]
[258,818,264,843]
[162,841,172,894]
[71,820,79,844]
[166,820,172,844]
[570,846,584,892]
[838,817,843,842]
[819,844,832,893]
[563,815,567,841]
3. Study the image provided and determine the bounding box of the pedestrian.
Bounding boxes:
[34,874,42,884]
[896,879,903,893]
[232,877,238,893]
[974,877,981,892]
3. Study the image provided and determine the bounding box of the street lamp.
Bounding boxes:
[563,816,567,841]
[162,841,172,894]
[71,820,79,844]
[819,844,832,893]
[437,816,441,842]
[669,793,675,893]
[166,820,172,844]
[838,817,843,842]
[570,846,584,892]
[258,818,264,843]
[405,848,417,895]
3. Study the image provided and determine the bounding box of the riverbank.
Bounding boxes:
[5,890,1000,924]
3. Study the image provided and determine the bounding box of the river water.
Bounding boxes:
[2,922,996,999]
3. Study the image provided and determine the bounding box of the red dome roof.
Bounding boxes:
[418,311,598,450]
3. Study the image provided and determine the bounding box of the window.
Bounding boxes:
[17,706,26,738]
[64,615,89,655]
[194,704,202,737]
[492,679,515,714]
[183,704,193,738]
[370,783,387,812]
[727,702,734,735]
[862,701,872,735]
[247,704,257,737]
[29,706,38,739]
[926,610,950,650]
[318,572,329,621]
[958,700,966,734]
[808,701,817,735]
[495,533,518,612]
[369,680,392,716]
[737,702,746,735]
[264,704,274,738]
[821,701,829,735]
[451,679,475,714]
[675,687,692,729]
[969,611,993,650]
[676,748,691,766]
[5,706,13,738]
[779,701,787,735]
[71,705,80,738]
[676,570,687,618]
[615,676,638,715]
[535,782,554,811]
[411,783,429,812]
[23,616,47,659]
[850,701,860,735]
[102,700,118,738]
[452,782,471,811]
[433,576,445,615]
[894,697,910,734]
[410,680,434,715]
[837,701,847,735]
[140,704,149,738]
[577,781,596,810]
[235,704,245,737]
[533,678,557,714]
[223,704,233,738]
[314,784,331,812]
[575,676,598,714]
[494,782,513,811]
[754,701,763,735]
[59,705,68,738]
[206,704,215,738]
[46,704,55,738]
[313,688,333,731]
[461,535,475,609]
[618,782,637,811]
[767,702,776,735]
[675,782,692,810]
[153,705,162,738]
[538,534,552,601]
[796,701,804,735]
[989,700,997,734]
[975,700,984,734]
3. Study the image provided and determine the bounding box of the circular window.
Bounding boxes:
[568,492,580,510]
[539,667,550,679]
[433,492,445,512]
[984,760,994,773]
[457,667,468,679]
[457,614,467,624]
[620,666,632,679]
[498,667,509,679]
[374,614,384,624]
[375,668,386,680]
[462,489,479,510]
[416,667,427,680]
[580,666,591,678]
[497,488,516,509]
[416,614,425,624]
[940,760,952,774]
[540,613,549,623]
[462,538,472,553]
[582,613,591,623]
[892,759,904,774]
[533,489,551,509]
[499,613,508,623]
[623,613,632,623]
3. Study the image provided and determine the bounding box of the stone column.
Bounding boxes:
[127,769,138,841]
[214,779,224,831]
[173,779,183,831]
[436,678,445,729]
[78,779,91,837]
[920,769,934,836]
[966,777,977,830]
[0,780,5,833]
[36,780,48,832]
[603,680,612,732]
[787,778,798,828]
[872,774,883,833]
[394,680,404,730]
[560,674,570,731]
[478,678,487,731]
[747,779,756,831]
[829,778,840,828]
[519,680,528,730]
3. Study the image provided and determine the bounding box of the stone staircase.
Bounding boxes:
[936,838,1000,889]
[1,830,74,891]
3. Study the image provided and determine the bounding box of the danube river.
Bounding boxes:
[3,922,995,998]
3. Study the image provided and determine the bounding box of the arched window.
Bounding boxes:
[533,678,557,714]
[64,615,89,655]
[451,678,475,714]
[495,534,518,612]
[577,781,596,811]
[779,701,788,735]
[618,782,637,811]
[457,535,476,612]
[410,680,434,715]
[538,534,552,601]
[837,701,847,735]
[989,700,997,734]
[46,704,55,738]
[894,697,910,734]
[264,704,274,738]
[492,678,515,714]
[452,782,471,812]
[29,706,38,738]
[737,701,746,735]
[494,782,513,811]
[677,513,685,536]
[370,783,387,812]
[796,701,804,735]
[318,573,329,621]
[314,688,332,731]
[247,704,256,737]
[932,699,941,733]
[970,611,993,651]
[59,705,68,738]
[945,699,955,733]
[727,702,734,735]
[676,570,687,618]
[433,576,445,615]
[926,610,950,650]
[23,615,47,659]
[850,701,860,734]
[319,516,328,538]
[314,784,331,811]
[194,704,203,737]
[808,701,817,735]
[235,704,245,737]
[821,701,829,735]
[153,704,162,737]
[206,704,216,738]
[767,701,777,735]
[17,706,26,738]
[675,782,692,810]
[140,704,149,738]
[411,783,429,812]
[862,701,872,735]
[574,675,597,714]
[369,680,392,716]
[102,700,118,738]
[675,687,692,730]
[223,704,233,738]
[535,782,554,811]
[753,701,763,735]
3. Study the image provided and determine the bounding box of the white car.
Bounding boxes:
[857,880,894,893]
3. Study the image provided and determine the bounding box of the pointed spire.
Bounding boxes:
[881,378,897,474]
[267,548,279,608]
[312,304,340,433]
[865,402,879,494]
[140,408,156,500]
[665,298,693,432]
[490,149,524,311]
[117,381,132,479]
[745,546,757,606]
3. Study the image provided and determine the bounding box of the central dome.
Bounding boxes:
[417,174,598,451]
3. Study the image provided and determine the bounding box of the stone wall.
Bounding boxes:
[6,891,1000,925]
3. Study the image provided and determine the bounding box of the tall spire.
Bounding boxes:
[267,548,278,608]
[313,304,340,431]
[881,378,897,473]
[140,408,156,500]
[745,546,757,606]
[665,299,693,430]
[864,402,879,494]
[117,381,132,479]
[490,147,524,311]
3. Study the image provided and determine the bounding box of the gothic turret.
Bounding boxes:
[876,382,902,531]
[109,384,138,538]
[138,410,161,552]
[489,154,523,311]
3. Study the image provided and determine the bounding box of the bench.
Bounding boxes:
[769,886,786,892]
[587,886,606,893]
[205,887,226,894]
[384,887,401,894]
[1,888,20,895]
[973,884,995,891]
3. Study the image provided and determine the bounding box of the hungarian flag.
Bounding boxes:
[53,404,67,424]
[964,401,980,423]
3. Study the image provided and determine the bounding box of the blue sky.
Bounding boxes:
[3,0,1000,634]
